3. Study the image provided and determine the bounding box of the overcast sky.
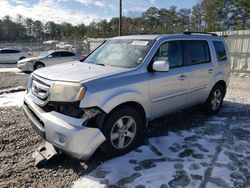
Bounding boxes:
[0,0,199,25]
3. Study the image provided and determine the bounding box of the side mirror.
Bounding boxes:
[152,60,169,72]
[48,55,53,58]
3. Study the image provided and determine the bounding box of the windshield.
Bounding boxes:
[84,39,154,68]
[38,50,53,58]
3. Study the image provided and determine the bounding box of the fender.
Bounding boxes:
[100,91,150,118]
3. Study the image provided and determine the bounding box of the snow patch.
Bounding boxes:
[73,113,250,188]
[0,91,25,107]
[0,86,26,95]
[0,68,21,73]
[73,177,106,188]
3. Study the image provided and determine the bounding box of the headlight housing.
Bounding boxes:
[27,74,33,92]
[50,82,86,102]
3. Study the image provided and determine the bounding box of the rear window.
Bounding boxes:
[183,40,211,66]
[213,41,227,61]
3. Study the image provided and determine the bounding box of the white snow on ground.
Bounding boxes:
[0,67,21,73]
[74,87,250,188]
[0,91,25,107]
[74,114,250,188]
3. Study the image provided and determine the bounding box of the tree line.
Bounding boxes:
[0,0,249,42]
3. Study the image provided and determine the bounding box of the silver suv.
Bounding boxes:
[23,32,230,160]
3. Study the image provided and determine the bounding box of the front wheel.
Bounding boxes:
[34,62,45,70]
[203,84,225,115]
[100,106,143,158]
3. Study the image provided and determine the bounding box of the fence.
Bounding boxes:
[0,38,107,57]
[216,30,250,74]
[1,31,250,73]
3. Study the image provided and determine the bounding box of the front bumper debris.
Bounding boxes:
[32,141,58,167]
[23,93,106,160]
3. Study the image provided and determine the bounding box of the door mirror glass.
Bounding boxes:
[152,60,169,72]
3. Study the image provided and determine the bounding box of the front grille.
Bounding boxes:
[31,78,50,101]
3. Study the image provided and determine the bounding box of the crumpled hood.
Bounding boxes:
[34,61,128,82]
[18,56,41,63]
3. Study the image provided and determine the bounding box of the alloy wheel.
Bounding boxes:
[110,116,137,149]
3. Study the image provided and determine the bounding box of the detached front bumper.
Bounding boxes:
[23,93,106,160]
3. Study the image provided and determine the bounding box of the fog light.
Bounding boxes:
[58,134,66,144]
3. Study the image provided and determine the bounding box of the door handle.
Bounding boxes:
[178,74,187,81]
[208,68,213,73]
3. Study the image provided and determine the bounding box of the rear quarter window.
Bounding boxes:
[213,41,227,61]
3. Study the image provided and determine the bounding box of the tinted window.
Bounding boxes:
[213,41,227,61]
[60,51,75,57]
[183,40,211,65]
[51,52,61,57]
[1,49,20,53]
[153,41,183,68]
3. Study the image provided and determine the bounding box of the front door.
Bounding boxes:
[149,40,189,119]
[60,51,78,63]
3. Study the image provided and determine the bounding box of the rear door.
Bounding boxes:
[149,40,189,118]
[0,50,20,63]
[182,40,214,105]
[60,51,77,63]
[45,51,62,66]
[9,50,21,63]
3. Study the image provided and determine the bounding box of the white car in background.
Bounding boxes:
[0,49,29,64]
[56,42,73,50]
[17,50,83,72]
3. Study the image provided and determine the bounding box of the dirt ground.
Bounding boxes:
[0,72,250,188]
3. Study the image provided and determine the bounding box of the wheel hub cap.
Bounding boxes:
[211,89,222,110]
[110,116,137,149]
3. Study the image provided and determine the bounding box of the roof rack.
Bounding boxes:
[183,31,218,37]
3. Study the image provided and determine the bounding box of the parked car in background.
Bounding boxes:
[56,42,73,50]
[17,50,83,72]
[23,32,230,160]
[0,49,29,64]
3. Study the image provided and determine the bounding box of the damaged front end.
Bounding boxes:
[23,92,107,161]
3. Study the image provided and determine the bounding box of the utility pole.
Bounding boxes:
[119,0,122,36]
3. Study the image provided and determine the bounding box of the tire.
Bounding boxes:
[34,62,45,70]
[100,106,143,158]
[203,84,225,115]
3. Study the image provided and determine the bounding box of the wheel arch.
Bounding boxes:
[19,56,26,60]
[107,101,147,130]
[34,61,45,70]
[213,80,227,97]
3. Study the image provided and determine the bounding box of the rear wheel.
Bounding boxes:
[100,106,143,157]
[34,62,45,70]
[203,84,225,115]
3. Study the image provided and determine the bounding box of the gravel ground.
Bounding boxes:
[0,72,250,188]
[0,72,29,90]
